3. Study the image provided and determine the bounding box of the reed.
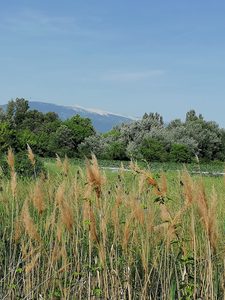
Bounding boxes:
[0,152,225,299]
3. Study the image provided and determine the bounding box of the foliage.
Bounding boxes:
[0,152,45,178]
[104,141,128,160]
[64,115,95,149]
[0,156,225,298]
[0,122,16,152]
[0,99,224,162]
[0,99,95,158]
[140,137,168,162]
[78,134,106,158]
[169,144,193,163]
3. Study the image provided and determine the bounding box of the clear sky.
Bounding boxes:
[0,1,225,126]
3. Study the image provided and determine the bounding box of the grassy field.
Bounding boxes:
[45,157,225,174]
[0,152,225,299]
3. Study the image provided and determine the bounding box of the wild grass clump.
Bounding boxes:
[0,149,225,299]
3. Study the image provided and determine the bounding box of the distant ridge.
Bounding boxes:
[2,101,134,132]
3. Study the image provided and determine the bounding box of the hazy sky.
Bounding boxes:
[0,1,225,126]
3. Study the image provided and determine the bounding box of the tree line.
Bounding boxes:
[0,98,95,157]
[79,111,225,162]
[0,98,225,163]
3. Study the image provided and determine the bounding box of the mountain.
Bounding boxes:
[3,101,134,133]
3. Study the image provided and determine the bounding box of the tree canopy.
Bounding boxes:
[0,99,224,162]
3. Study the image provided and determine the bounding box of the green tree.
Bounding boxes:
[5,98,29,128]
[64,115,95,150]
[17,129,39,152]
[169,144,193,163]
[49,125,75,157]
[0,122,16,153]
[140,138,167,162]
[104,141,128,160]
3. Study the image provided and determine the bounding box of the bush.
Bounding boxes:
[140,138,168,162]
[169,144,193,163]
[103,141,128,160]
[0,152,46,178]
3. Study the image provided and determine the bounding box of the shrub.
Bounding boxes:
[104,141,128,160]
[169,143,193,163]
[0,152,46,178]
[140,138,168,162]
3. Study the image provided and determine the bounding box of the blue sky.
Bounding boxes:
[0,1,225,126]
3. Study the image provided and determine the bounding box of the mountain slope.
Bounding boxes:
[26,102,134,132]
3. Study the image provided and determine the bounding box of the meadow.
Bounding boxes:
[0,150,225,299]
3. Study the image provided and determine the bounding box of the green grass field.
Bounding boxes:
[0,153,225,299]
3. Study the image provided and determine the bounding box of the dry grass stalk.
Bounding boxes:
[32,182,45,214]
[83,200,91,223]
[25,252,40,274]
[56,222,64,242]
[61,244,68,265]
[130,161,161,196]
[11,172,17,197]
[98,242,106,265]
[154,203,181,244]
[160,172,167,195]
[21,242,42,261]
[7,147,15,175]
[119,162,126,177]
[55,183,65,206]
[83,199,99,243]
[154,222,177,245]
[86,155,105,199]
[89,204,99,243]
[182,169,194,204]
[195,182,218,252]
[122,216,133,251]
[14,218,23,242]
[27,144,35,166]
[56,153,62,168]
[111,186,123,230]
[208,186,218,252]
[45,208,56,233]
[130,200,145,225]
[51,243,62,263]
[160,204,172,223]
[83,184,92,200]
[138,173,147,195]
[111,204,120,232]
[62,155,69,176]
[195,182,209,230]
[22,200,41,241]
[55,183,74,232]
[60,200,74,232]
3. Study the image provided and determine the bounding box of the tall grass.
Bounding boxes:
[0,150,225,299]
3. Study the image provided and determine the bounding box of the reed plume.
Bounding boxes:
[56,153,62,168]
[60,199,74,232]
[86,154,105,199]
[32,182,45,214]
[21,200,41,241]
[25,252,40,274]
[27,144,35,166]
[195,182,218,252]
[7,147,15,175]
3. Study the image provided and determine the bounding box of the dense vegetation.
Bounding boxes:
[0,98,225,163]
[80,111,225,162]
[0,98,95,158]
[0,151,225,299]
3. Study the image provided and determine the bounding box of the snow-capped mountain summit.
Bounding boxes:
[27,101,134,132]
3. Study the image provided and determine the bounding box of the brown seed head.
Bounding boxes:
[7,147,15,174]
[22,200,41,241]
[32,182,45,214]
[27,144,35,166]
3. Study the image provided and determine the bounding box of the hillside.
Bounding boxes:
[27,101,134,132]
